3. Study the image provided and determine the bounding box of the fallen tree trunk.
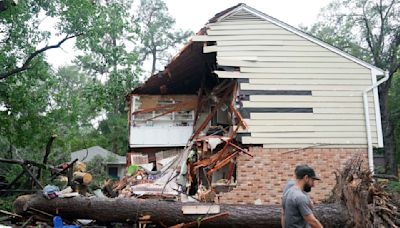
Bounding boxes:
[13,194,347,227]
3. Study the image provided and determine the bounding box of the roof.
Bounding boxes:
[208,3,385,74]
[71,146,126,165]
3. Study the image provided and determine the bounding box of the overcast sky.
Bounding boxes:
[45,0,330,71]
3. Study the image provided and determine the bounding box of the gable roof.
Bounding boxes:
[71,146,126,165]
[208,3,384,74]
[132,3,385,95]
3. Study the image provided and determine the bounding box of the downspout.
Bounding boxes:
[363,70,389,173]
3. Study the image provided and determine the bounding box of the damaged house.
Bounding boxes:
[126,4,386,205]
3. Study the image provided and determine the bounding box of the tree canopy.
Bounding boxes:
[0,0,192,199]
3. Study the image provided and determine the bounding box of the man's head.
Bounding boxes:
[295,165,320,192]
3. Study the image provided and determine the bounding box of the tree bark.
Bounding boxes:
[151,49,157,76]
[111,35,119,155]
[379,78,398,176]
[13,194,348,228]
[37,135,57,181]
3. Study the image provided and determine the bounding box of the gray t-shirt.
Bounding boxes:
[282,186,313,228]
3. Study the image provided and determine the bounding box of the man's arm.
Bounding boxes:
[297,195,322,228]
[304,214,323,228]
[281,208,285,228]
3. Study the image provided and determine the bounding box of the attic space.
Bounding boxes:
[133,41,220,95]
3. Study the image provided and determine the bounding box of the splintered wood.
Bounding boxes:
[333,156,400,227]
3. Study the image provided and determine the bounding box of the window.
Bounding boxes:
[108,167,119,179]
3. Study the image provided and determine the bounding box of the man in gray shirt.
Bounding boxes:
[282,165,323,228]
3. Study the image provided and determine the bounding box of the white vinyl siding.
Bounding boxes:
[197,10,380,148]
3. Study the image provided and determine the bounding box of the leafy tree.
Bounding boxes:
[0,56,56,161]
[136,0,192,76]
[307,0,400,175]
[47,66,103,155]
[75,0,140,155]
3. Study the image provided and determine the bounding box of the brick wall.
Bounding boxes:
[217,147,367,205]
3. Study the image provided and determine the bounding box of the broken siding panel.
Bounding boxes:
[256,56,350,62]
[217,40,315,46]
[217,51,338,57]
[211,44,335,52]
[218,60,364,69]
[207,29,294,35]
[193,34,305,41]
[212,45,337,51]
[240,67,370,74]
[215,71,373,80]
[240,83,372,91]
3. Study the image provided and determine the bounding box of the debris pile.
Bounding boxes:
[333,156,400,227]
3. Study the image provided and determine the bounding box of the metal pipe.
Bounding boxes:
[363,70,389,173]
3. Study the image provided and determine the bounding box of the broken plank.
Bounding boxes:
[0,210,23,218]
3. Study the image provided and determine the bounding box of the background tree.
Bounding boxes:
[136,0,192,76]
[307,0,400,175]
[75,0,140,155]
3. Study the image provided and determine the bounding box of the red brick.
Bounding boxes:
[218,147,367,205]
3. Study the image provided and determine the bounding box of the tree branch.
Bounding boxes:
[377,0,385,52]
[362,5,380,66]
[383,0,396,21]
[0,33,81,80]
